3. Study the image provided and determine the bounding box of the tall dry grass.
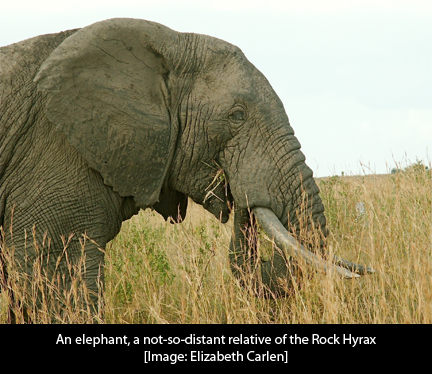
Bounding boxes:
[1,164,431,323]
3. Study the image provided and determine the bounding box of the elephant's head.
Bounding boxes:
[35,18,372,297]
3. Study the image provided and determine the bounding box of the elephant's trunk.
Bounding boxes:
[229,207,374,297]
[225,110,374,295]
[253,207,373,274]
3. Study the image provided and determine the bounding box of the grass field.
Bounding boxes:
[1,163,431,323]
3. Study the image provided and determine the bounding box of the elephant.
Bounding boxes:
[0,18,372,322]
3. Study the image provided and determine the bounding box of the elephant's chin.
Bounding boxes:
[199,182,233,223]
[203,198,232,223]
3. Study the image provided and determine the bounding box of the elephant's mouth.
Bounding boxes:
[252,207,375,278]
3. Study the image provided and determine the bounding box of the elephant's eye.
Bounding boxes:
[228,108,247,124]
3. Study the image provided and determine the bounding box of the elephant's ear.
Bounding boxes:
[35,19,178,208]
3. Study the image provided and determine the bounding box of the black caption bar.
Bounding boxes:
[1,324,427,369]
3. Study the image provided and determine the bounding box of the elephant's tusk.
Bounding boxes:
[252,207,365,279]
[333,255,375,274]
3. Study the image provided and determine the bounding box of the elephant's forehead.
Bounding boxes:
[189,39,283,108]
[201,61,275,97]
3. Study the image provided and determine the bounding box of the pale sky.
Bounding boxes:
[1,0,431,177]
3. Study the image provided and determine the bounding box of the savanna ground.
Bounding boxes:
[1,161,431,323]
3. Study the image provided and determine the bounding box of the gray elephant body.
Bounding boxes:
[0,19,331,321]
[1,30,141,312]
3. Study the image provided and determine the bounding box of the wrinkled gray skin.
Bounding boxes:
[0,18,327,321]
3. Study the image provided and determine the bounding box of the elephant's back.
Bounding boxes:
[1,30,79,153]
[0,29,80,79]
[0,29,80,135]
